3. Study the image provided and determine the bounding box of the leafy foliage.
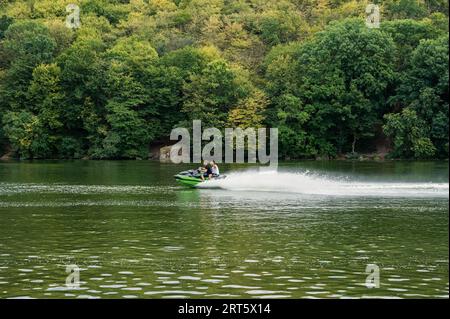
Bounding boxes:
[0,0,448,159]
[385,35,449,158]
[266,19,396,157]
[383,108,436,159]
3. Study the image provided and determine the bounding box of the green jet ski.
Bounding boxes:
[174,169,226,188]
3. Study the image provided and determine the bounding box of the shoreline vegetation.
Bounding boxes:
[1,147,448,162]
[0,1,448,161]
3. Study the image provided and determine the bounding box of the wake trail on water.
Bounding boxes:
[197,171,449,197]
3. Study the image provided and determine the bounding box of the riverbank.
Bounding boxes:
[1,153,447,162]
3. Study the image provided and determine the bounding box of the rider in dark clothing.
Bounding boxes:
[200,160,212,181]
[205,164,213,177]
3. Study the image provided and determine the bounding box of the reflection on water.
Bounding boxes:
[0,161,448,299]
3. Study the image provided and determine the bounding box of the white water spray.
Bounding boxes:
[197,171,449,197]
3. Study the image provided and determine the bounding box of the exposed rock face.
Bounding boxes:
[315,155,330,161]
[0,154,11,160]
[148,145,160,160]
[159,146,173,163]
[0,147,13,160]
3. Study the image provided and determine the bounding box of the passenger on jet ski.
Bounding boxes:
[211,160,220,177]
[200,160,213,181]
[198,160,221,181]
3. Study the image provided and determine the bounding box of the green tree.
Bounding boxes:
[102,102,151,159]
[88,37,163,159]
[27,63,81,158]
[383,108,436,159]
[2,111,51,159]
[265,19,395,157]
[57,36,107,131]
[81,0,129,25]
[182,59,248,128]
[381,19,445,72]
[0,15,13,40]
[228,89,268,128]
[1,20,56,110]
[384,0,428,20]
[390,35,449,157]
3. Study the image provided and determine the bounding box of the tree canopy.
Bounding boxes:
[0,0,448,159]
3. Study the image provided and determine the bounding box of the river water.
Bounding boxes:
[0,160,448,299]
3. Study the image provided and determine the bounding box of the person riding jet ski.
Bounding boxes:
[200,160,220,181]
[211,161,220,177]
[174,161,224,187]
[200,160,212,181]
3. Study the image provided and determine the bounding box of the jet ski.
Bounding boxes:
[174,169,226,188]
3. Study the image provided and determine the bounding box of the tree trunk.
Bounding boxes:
[352,134,357,154]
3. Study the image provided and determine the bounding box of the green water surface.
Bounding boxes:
[0,160,448,299]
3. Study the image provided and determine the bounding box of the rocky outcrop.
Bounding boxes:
[159,145,173,163]
[0,146,13,160]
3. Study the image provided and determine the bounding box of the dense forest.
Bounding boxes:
[0,0,448,160]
